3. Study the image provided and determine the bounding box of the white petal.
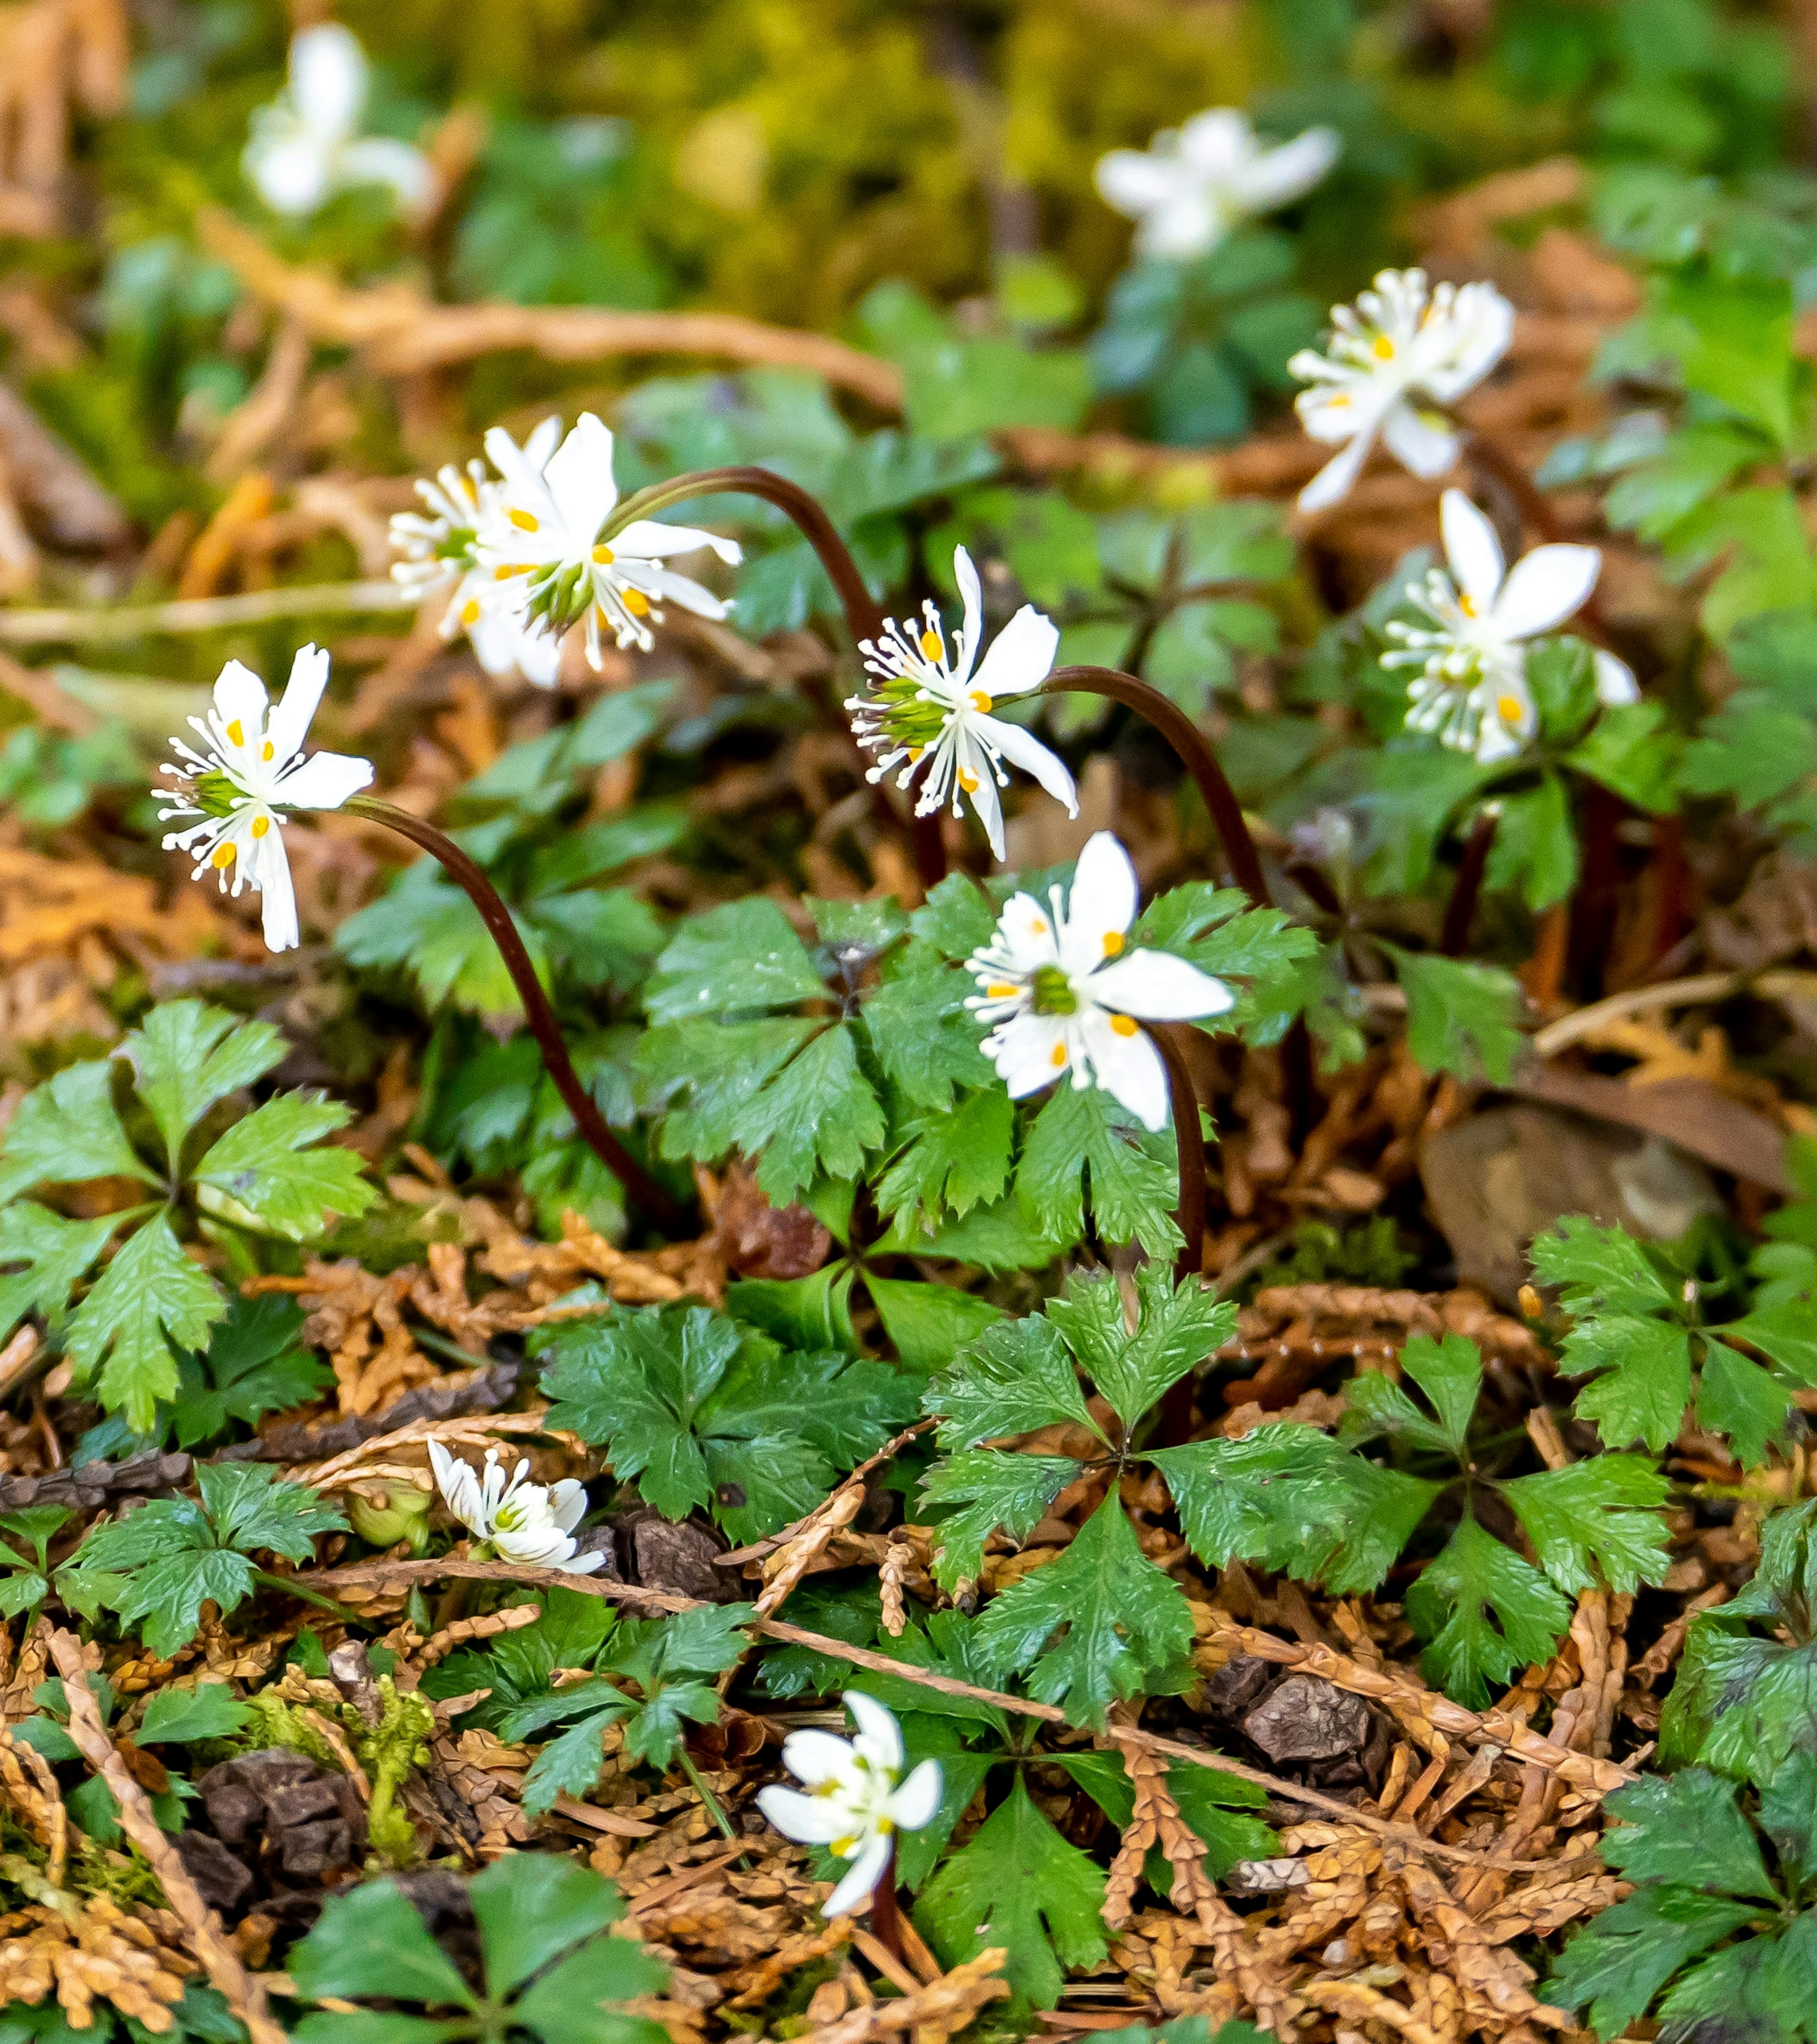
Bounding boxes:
[952,546,984,686]
[547,1479,588,1534]
[1235,127,1341,212]
[757,1785,852,1846]
[273,750,373,812]
[288,25,366,142]
[781,1729,860,1791]
[1472,674,1536,761]
[1093,149,1182,221]
[1090,948,1234,1021]
[556,1549,607,1575]
[1594,648,1640,705]
[991,892,1063,974]
[1296,428,1375,513]
[636,564,732,620]
[245,132,331,217]
[252,823,299,954]
[1080,1013,1171,1131]
[1438,490,1503,612]
[844,1690,905,1775]
[1423,282,1515,398]
[963,749,1007,862]
[889,1759,944,1833]
[523,416,564,469]
[971,605,1059,701]
[485,423,556,502]
[1380,402,1460,480]
[544,414,621,547]
[1135,192,1221,261]
[822,1833,893,1920]
[614,518,742,565]
[267,644,331,765]
[1058,832,1138,978]
[1177,108,1255,177]
[338,136,435,215]
[982,716,1077,814]
[212,660,272,743]
[1490,545,1600,641]
[988,1013,1071,1098]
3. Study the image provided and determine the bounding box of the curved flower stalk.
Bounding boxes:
[476,414,741,667]
[1094,108,1340,261]
[757,1690,940,1938]
[1289,269,1514,513]
[426,1443,602,1574]
[389,424,565,687]
[158,648,373,952]
[847,545,1077,860]
[243,25,433,221]
[1384,488,1637,766]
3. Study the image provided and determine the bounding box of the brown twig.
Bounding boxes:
[344,796,682,1229]
[45,1632,288,2044]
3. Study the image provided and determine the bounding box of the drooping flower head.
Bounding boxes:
[847,545,1076,861]
[474,413,741,666]
[1094,108,1340,262]
[158,648,373,953]
[756,1691,941,1920]
[426,1441,603,1574]
[1289,269,1515,513]
[243,25,433,221]
[1383,488,1637,765]
[966,831,1234,1132]
[390,421,564,687]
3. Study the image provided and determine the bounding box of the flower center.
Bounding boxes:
[856,677,951,753]
[187,769,246,820]
[1032,964,1077,1016]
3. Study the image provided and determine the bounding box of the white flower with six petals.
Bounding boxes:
[426,1441,603,1574]
[1094,108,1341,262]
[1383,488,1637,765]
[847,545,1076,861]
[390,421,565,687]
[476,413,741,667]
[1288,268,1515,513]
[756,1691,941,1920]
[243,25,433,221]
[158,648,373,953]
[966,831,1234,1132]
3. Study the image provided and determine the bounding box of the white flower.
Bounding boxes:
[390,421,565,687]
[475,412,741,666]
[757,1691,941,1920]
[243,25,433,221]
[158,648,373,953]
[1094,108,1340,261]
[966,831,1234,1132]
[1383,488,1636,766]
[847,546,1076,861]
[426,1441,603,1574]
[1289,268,1515,513]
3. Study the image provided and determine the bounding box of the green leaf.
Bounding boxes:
[643,899,824,1022]
[1405,1516,1574,1709]
[735,1022,886,1206]
[1531,1218,1677,1317]
[1648,267,1796,446]
[1697,1339,1797,1468]
[0,1204,124,1345]
[511,1932,669,2044]
[338,860,542,1016]
[1343,1333,1481,1457]
[863,963,996,1111]
[920,1451,1083,1588]
[1563,1315,1694,1453]
[1044,1265,1236,1436]
[866,1276,1000,1375]
[116,1002,286,1174]
[873,1088,1015,1233]
[976,1494,1195,1727]
[1502,1456,1673,1596]
[925,1312,1099,1451]
[65,1214,226,1432]
[1725,1303,1817,1388]
[638,1017,818,1162]
[915,1775,1108,2009]
[289,1878,479,2009]
[1018,1084,1180,1254]
[1565,701,1682,815]
[1599,1769,1779,1899]
[515,1706,629,1816]
[908,874,997,960]
[1388,947,1524,1086]
[1483,778,1579,911]
[0,1060,157,1203]
[1548,1885,1763,2040]
[136,1683,250,1745]
[192,1093,376,1240]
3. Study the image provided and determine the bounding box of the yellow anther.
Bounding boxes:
[508,508,539,532]
[225,720,244,746]
[1102,930,1124,957]
[1458,593,1478,618]
[1110,1014,1138,1037]
[968,690,992,713]
[919,628,943,661]
[1030,917,1046,935]
[592,544,615,564]
[1050,1041,1067,1067]
[957,770,979,792]
[987,982,1018,998]
[907,746,924,763]
[460,600,481,627]
[1497,694,1524,724]
[211,843,236,868]
[261,741,274,761]
[1371,334,1395,360]
[250,814,269,838]
[495,564,529,580]
[623,588,650,616]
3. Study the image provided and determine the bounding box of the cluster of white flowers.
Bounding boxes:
[426,1442,603,1573]
[1094,108,1340,261]
[1384,489,1636,765]
[157,647,373,953]
[244,26,432,221]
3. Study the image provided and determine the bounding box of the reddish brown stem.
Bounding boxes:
[1042,667,1270,907]
[870,1835,904,1961]
[1151,1024,1208,1450]
[345,796,684,1230]
[1442,808,1499,957]
[1567,782,1626,1000]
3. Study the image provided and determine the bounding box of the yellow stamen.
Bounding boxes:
[919,628,943,661]
[460,599,481,626]
[907,746,924,763]
[225,719,244,746]
[1030,917,1046,935]
[495,564,529,580]
[1371,334,1395,360]
[957,770,979,792]
[987,982,1018,998]
[1327,392,1351,409]
[1497,694,1524,724]
[969,690,991,713]
[211,843,235,868]
[1103,930,1124,957]
[592,544,615,564]
[261,741,274,761]
[623,588,650,616]
[1459,593,1478,618]
[1111,1014,1138,1037]
[250,814,270,838]
[508,508,539,532]
[1050,1042,1067,1067]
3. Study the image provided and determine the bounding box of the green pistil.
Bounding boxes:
[433,526,478,563]
[524,559,594,634]
[188,769,244,819]
[864,675,950,752]
[1032,964,1077,1016]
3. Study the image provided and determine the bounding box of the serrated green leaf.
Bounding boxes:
[1388,947,1524,1086]
[1502,1456,1673,1596]
[516,1707,626,1815]
[511,1929,669,2044]
[1044,1265,1236,1435]
[1561,1315,1694,1453]
[914,1775,1108,2009]
[908,873,997,960]
[866,1276,1000,1375]
[65,1214,226,1432]
[290,1879,478,2009]
[1343,1333,1481,1457]
[0,1203,125,1345]
[136,1683,251,1744]
[1017,1083,1180,1254]
[863,964,995,1110]
[976,1494,1194,1727]
[1405,1516,1573,1709]
[469,1850,625,1998]
[643,899,825,1022]
[192,1093,377,1240]
[1600,1769,1779,1898]
[925,1311,1100,1451]
[116,1002,286,1173]
[338,860,544,1016]
[1531,1216,1677,1317]
[638,1017,819,1164]
[0,1060,157,1203]
[873,1088,1015,1234]
[1484,777,1580,910]
[920,1451,1083,1588]
[737,1022,886,1205]
[1697,1340,1796,1469]
[1548,1886,1763,2040]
